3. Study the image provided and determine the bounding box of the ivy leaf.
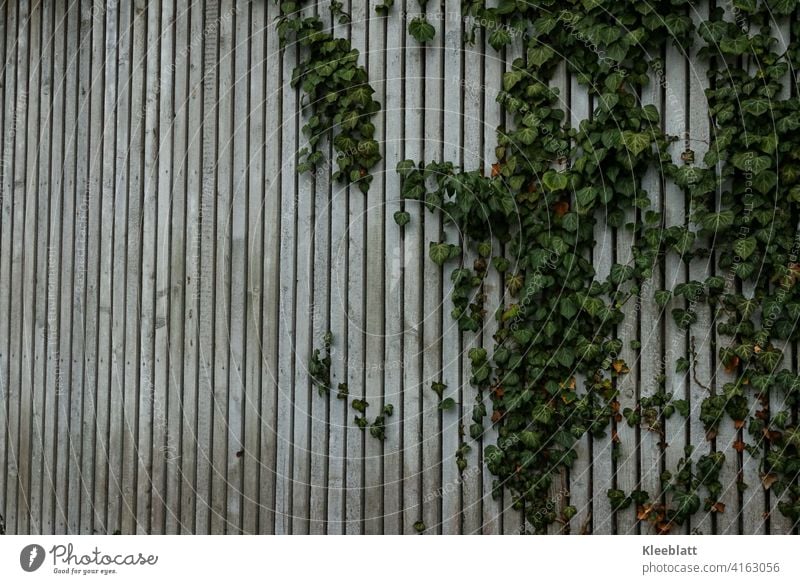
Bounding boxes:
[503,69,524,91]
[488,27,512,50]
[517,127,536,146]
[408,17,435,43]
[429,242,460,265]
[393,210,411,227]
[752,170,777,194]
[733,236,757,260]
[621,131,651,156]
[609,263,634,285]
[731,152,772,174]
[431,381,447,399]
[527,44,555,67]
[742,97,770,117]
[542,170,568,192]
[654,289,672,307]
[700,210,735,232]
[439,397,456,411]
[720,34,750,55]
[576,186,597,210]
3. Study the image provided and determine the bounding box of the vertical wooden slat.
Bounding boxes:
[81,0,104,535]
[29,0,49,535]
[288,0,315,535]
[150,0,176,535]
[324,0,350,536]
[638,63,664,533]
[382,2,403,535]
[210,0,234,534]
[275,0,298,535]
[421,1,444,535]
[108,0,130,535]
[402,0,424,536]
[164,0,185,535]
[440,0,461,536]
[501,35,524,535]
[69,0,90,535]
[364,0,387,535]
[0,0,9,535]
[308,0,331,535]
[481,24,503,536]
[2,0,22,535]
[663,37,690,535]
[39,0,58,536]
[226,0,247,533]
[243,0,265,536]
[259,0,281,534]
[614,62,640,533]
[344,0,366,535]
[55,0,77,534]
[591,149,615,535]
[569,77,592,536]
[95,0,118,536]
[136,0,160,534]
[121,0,147,534]
[195,0,219,535]
[179,0,204,535]
[687,1,714,536]
[549,59,570,536]
[15,2,39,533]
[768,13,794,536]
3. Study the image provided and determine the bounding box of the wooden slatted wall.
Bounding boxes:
[0,0,796,534]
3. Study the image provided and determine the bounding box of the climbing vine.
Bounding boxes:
[302,0,800,533]
[277,1,382,192]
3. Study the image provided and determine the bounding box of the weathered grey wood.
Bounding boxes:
[638,67,664,533]
[687,1,714,536]
[442,0,462,536]
[569,77,592,536]
[768,13,795,536]
[402,0,424,535]
[17,0,35,536]
[109,0,130,534]
[481,27,503,536]
[210,0,233,535]
[179,0,204,534]
[0,0,790,536]
[289,0,314,537]
[227,0,249,536]
[382,3,403,536]
[3,0,22,536]
[364,0,387,536]
[81,0,104,535]
[663,38,690,535]
[422,3,444,535]
[0,0,9,535]
[137,0,161,534]
[149,0,175,536]
[243,0,266,536]
[259,0,281,535]
[307,0,332,536]
[164,0,185,535]
[29,0,48,535]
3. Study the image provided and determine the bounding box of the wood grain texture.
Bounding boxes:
[0,0,792,535]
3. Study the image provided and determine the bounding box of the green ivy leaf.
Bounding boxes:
[733,236,757,260]
[393,210,411,227]
[408,17,435,43]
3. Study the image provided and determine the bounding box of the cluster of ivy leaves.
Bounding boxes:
[299,0,800,533]
[393,0,800,533]
[277,0,382,192]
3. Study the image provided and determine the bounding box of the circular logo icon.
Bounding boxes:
[20,544,45,572]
